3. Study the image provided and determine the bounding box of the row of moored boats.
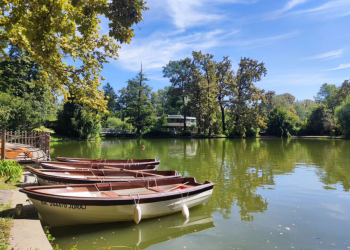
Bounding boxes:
[21,157,214,227]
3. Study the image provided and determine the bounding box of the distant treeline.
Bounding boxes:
[1,46,350,139]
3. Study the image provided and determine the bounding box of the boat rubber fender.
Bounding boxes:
[182,204,189,219]
[134,204,142,224]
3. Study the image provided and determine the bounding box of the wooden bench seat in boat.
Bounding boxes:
[101,191,120,198]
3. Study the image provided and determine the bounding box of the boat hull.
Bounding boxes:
[29,189,213,227]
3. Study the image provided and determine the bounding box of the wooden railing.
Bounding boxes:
[0,131,50,155]
[101,128,134,134]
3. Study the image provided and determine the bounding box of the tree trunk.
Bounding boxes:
[183,96,187,131]
[220,105,226,132]
[1,126,6,160]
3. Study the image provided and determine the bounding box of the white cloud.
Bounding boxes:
[265,0,308,19]
[329,63,350,71]
[295,0,350,19]
[275,0,308,15]
[304,50,344,60]
[115,29,240,72]
[233,31,299,48]
[160,0,257,30]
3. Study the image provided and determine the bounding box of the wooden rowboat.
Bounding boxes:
[20,177,214,227]
[26,167,181,185]
[38,161,159,171]
[56,157,160,165]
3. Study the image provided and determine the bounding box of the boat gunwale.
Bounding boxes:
[30,169,182,183]
[20,178,215,205]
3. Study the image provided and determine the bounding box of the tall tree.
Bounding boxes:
[122,67,154,134]
[103,83,118,115]
[192,51,218,135]
[163,58,192,131]
[228,57,268,136]
[216,56,235,133]
[0,1,148,113]
[315,83,337,112]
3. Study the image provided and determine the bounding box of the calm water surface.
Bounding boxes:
[48,138,350,250]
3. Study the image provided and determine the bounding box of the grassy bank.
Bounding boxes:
[0,203,12,250]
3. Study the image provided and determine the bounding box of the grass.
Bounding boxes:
[0,160,22,184]
[0,179,17,191]
[0,203,12,250]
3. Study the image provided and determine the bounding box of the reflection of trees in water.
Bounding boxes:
[50,138,350,222]
[301,140,350,191]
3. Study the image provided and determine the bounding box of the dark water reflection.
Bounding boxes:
[50,138,350,250]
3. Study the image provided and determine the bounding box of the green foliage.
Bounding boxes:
[0,160,23,183]
[45,230,56,243]
[156,114,168,128]
[266,107,299,137]
[180,130,192,136]
[229,57,268,137]
[315,83,337,111]
[307,104,337,135]
[0,46,57,130]
[335,96,350,138]
[106,117,133,130]
[120,68,155,134]
[57,102,101,140]
[32,126,55,134]
[103,83,119,115]
[1,0,148,113]
[143,128,174,138]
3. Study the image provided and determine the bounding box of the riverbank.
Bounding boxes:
[0,172,52,250]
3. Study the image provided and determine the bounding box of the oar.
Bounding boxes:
[102,166,163,177]
[164,182,190,192]
[25,165,45,175]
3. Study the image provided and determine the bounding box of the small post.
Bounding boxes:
[1,126,6,160]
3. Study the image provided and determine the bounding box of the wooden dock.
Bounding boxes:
[4,142,48,163]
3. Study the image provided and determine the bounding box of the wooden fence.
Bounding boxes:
[0,131,50,155]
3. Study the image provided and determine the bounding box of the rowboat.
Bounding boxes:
[56,157,160,165]
[38,161,159,171]
[26,166,181,185]
[20,177,214,227]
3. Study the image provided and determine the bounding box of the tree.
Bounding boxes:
[307,105,336,135]
[0,1,148,113]
[228,57,268,136]
[122,67,154,134]
[0,45,57,130]
[192,51,218,135]
[56,101,101,139]
[163,58,192,131]
[216,56,235,133]
[103,83,118,114]
[266,107,299,137]
[314,83,337,111]
[335,96,350,138]
[333,80,350,108]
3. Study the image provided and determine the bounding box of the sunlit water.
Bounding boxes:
[48,138,350,250]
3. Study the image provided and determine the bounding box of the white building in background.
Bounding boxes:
[163,115,197,133]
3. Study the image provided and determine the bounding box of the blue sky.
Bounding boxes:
[100,0,350,101]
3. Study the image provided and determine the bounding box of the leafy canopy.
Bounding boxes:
[0,0,148,113]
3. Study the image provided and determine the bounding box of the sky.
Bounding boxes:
[99,0,350,101]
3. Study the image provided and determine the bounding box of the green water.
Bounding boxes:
[48,138,350,250]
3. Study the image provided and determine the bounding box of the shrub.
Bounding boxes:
[0,160,23,183]
[335,96,350,138]
[180,130,191,136]
[143,127,174,138]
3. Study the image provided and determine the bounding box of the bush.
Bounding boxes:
[0,160,23,183]
[106,117,133,130]
[266,107,299,137]
[143,128,174,138]
[180,130,191,136]
[335,96,350,138]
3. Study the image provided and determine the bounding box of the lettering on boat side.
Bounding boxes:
[41,201,86,210]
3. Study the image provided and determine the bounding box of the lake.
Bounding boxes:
[48,138,350,250]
